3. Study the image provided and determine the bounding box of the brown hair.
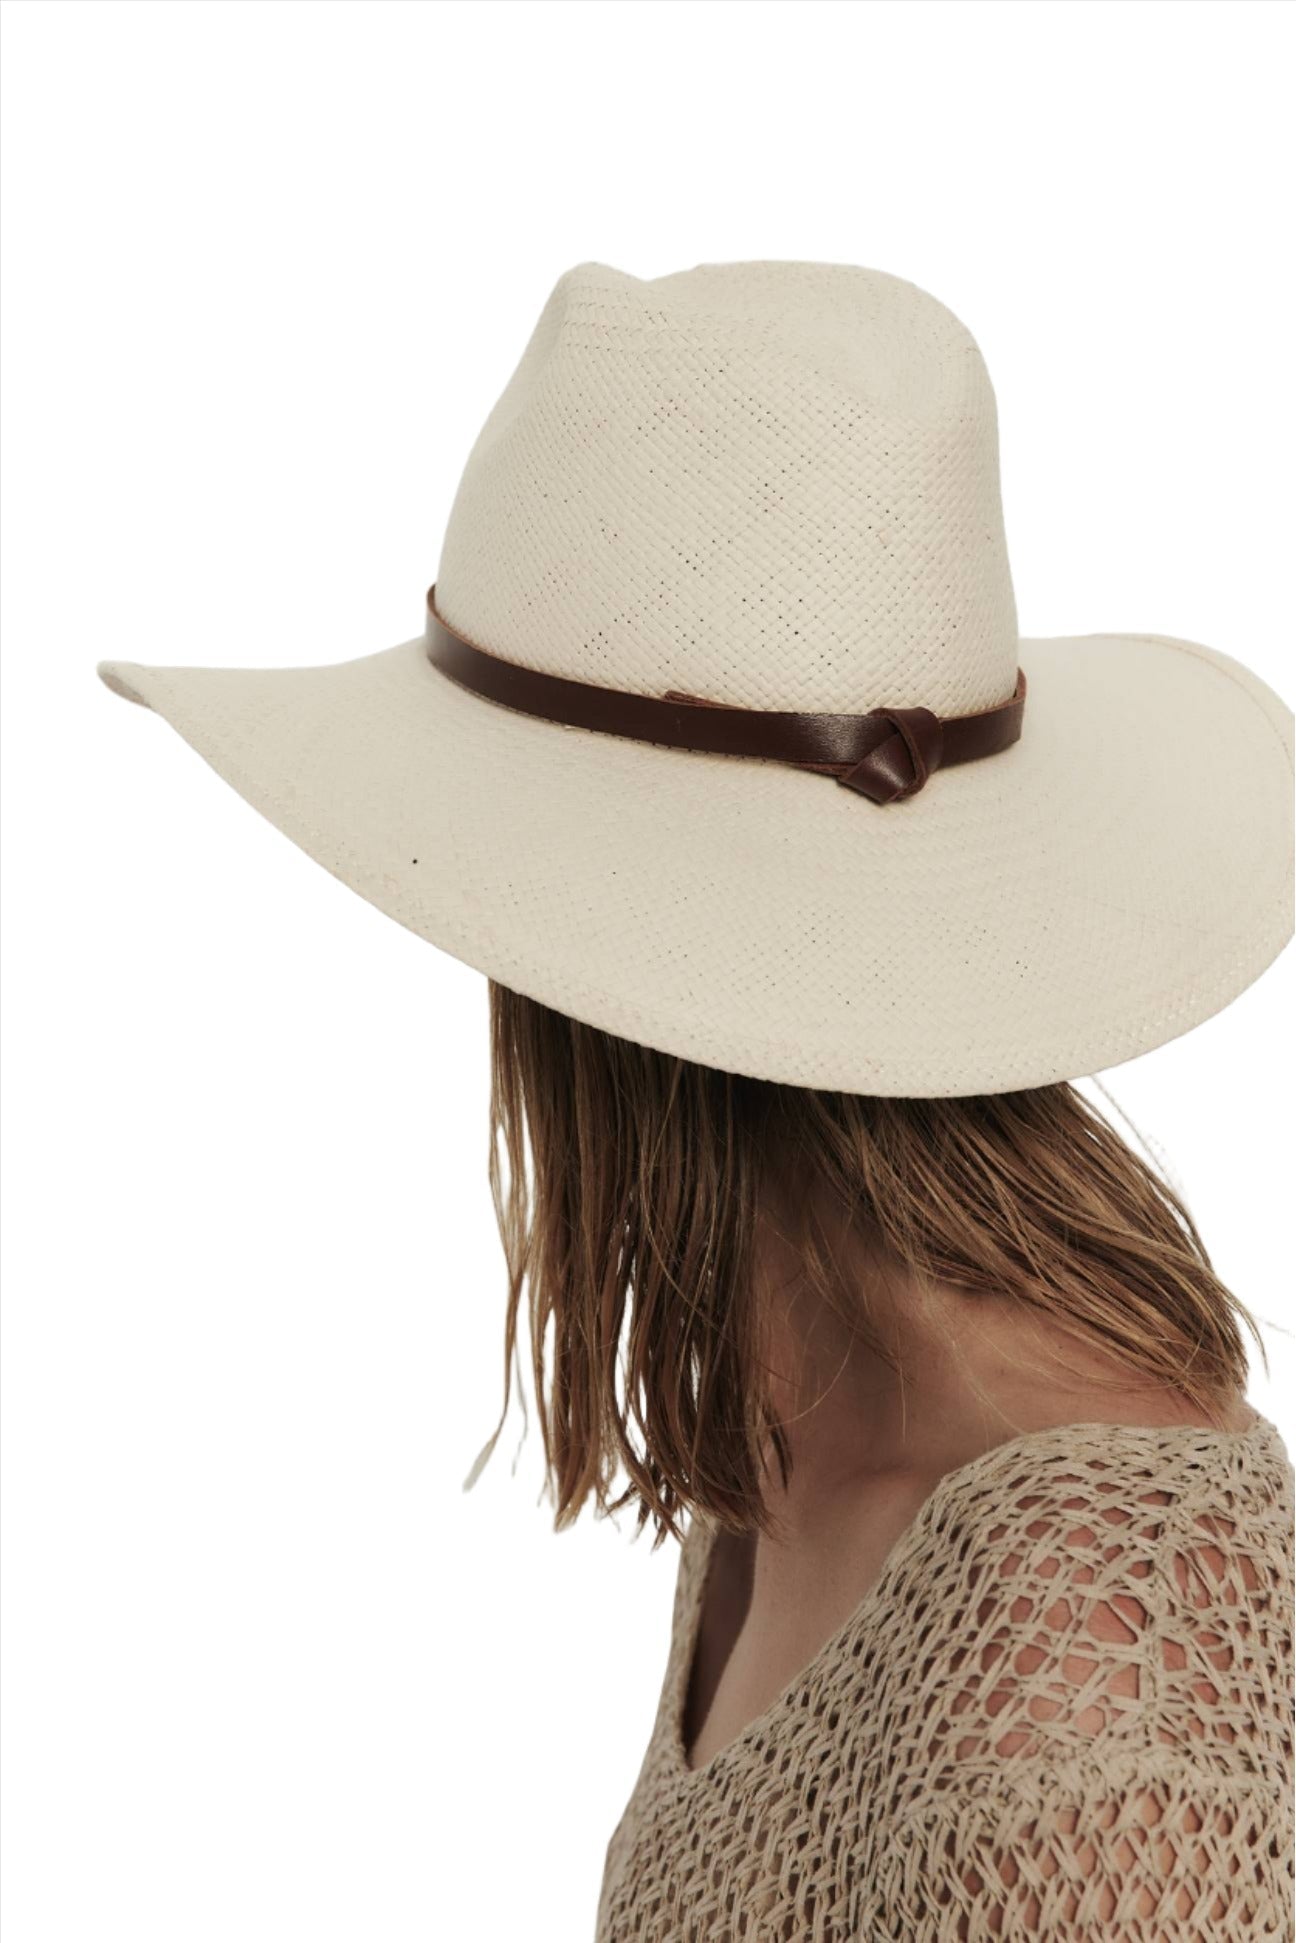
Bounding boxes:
[473,981,1268,1548]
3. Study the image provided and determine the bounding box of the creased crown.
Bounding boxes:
[436,260,1019,715]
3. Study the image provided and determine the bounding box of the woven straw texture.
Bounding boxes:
[96,261,1294,1094]
[596,1412,1294,1942]
[436,261,1018,715]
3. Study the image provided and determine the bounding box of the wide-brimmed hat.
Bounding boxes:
[97,260,1293,1097]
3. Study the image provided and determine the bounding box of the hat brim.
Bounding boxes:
[96,628,1293,1096]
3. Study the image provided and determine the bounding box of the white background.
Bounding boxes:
[2,3,1293,1938]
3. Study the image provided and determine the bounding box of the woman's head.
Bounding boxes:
[475,982,1265,1547]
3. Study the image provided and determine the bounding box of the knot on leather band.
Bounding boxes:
[423,586,1026,805]
[838,706,944,803]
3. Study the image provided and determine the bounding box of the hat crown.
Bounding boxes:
[436,261,1019,715]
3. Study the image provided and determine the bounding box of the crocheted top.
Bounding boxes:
[594,1410,1294,1942]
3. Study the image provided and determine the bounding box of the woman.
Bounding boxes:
[486,992,1289,1939]
[98,260,1293,1938]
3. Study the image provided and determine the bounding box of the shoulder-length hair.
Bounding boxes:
[469,981,1266,1547]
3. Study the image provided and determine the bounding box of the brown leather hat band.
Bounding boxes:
[424,585,1026,804]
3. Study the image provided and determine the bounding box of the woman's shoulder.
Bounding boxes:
[889,1395,1293,1781]
[920,1391,1293,1649]
[928,1383,1293,1551]
[862,1402,1295,1933]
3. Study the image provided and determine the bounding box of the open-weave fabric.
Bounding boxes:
[595,1412,1294,1941]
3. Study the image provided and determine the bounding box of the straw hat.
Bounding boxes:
[96,260,1293,1097]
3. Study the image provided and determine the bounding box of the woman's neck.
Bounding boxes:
[750,1183,1244,1543]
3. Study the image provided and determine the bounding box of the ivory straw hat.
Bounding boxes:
[97,260,1293,1096]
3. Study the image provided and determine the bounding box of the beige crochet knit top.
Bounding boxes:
[595,1410,1294,1941]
